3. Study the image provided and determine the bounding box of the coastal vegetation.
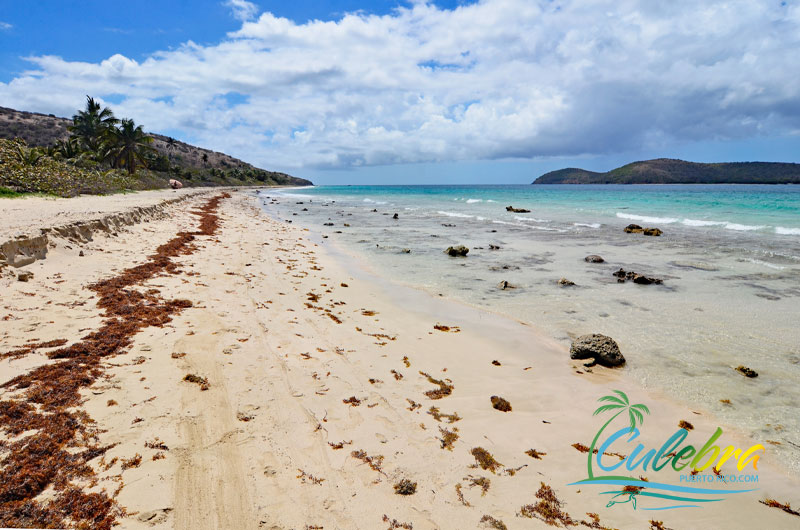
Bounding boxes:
[534,158,800,184]
[0,100,311,196]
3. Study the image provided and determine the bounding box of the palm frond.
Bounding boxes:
[630,403,650,415]
[628,410,637,432]
[630,407,644,426]
[593,404,624,416]
[598,395,625,406]
[612,390,629,405]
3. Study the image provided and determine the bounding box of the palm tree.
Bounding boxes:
[54,137,81,160]
[104,119,154,174]
[587,390,649,479]
[69,96,119,153]
[13,143,43,167]
[165,136,177,162]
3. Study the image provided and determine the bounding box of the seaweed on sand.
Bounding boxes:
[0,194,228,529]
[419,371,453,400]
[470,447,502,473]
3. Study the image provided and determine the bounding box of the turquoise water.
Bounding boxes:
[261,183,800,475]
[287,184,800,236]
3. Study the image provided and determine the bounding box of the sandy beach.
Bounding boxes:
[2,190,799,529]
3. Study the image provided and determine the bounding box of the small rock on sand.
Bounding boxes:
[584,255,604,263]
[17,270,34,282]
[445,245,469,257]
[643,227,663,236]
[570,334,626,367]
[497,280,515,290]
[558,277,575,286]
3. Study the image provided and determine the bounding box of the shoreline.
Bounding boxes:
[1,190,799,529]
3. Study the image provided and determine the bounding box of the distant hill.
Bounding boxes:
[0,106,312,187]
[533,158,800,184]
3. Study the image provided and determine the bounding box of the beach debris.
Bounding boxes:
[16,270,34,282]
[433,323,460,332]
[121,454,143,471]
[479,515,508,530]
[759,499,800,517]
[442,223,456,227]
[394,478,417,495]
[612,268,663,284]
[79,250,85,257]
[736,365,759,378]
[558,277,576,287]
[428,406,461,423]
[570,334,626,367]
[393,213,399,219]
[455,484,471,506]
[624,223,644,233]
[403,356,411,367]
[490,396,512,412]
[491,360,501,366]
[297,469,325,485]
[497,280,516,290]
[720,399,732,405]
[343,396,362,406]
[519,482,575,526]
[420,371,454,399]
[643,228,663,236]
[445,245,469,257]
[525,449,546,459]
[382,514,413,529]
[351,449,385,475]
[506,205,531,213]
[328,440,352,450]
[467,475,492,495]
[183,373,210,390]
[679,420,694,430]
[470,447,503,473]
[392,369,404,380]
[401,248,411,253]
[237,412,255,422]
[584,254,604,263]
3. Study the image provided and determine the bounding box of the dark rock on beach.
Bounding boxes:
[613,268,662,285]
[506,205,531,213]
[558,277,575,286]
[643,227,663,236]
[584,255,604,263]
[570,334,626,367]
[623,224,643,233]
[736,365,758,378]
[445,245,470,257]
[17,270,34,282]
[393,213,399,219]
[497,280,516,290]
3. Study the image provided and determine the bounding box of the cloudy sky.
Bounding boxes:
[1,0,799,184]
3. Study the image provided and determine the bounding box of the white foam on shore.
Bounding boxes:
[574,222,601,228]
[514,216,550,223]
[776,226,800,235]
[681,218,727,227]
[363,198,388,205]
[745,258,786,270]
[723,223,765,231]
[616,213,679,224]
[437,211,474,218]
[466,199,482,204]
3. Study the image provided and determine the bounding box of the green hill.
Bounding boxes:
[0,105,312,194]
[533,158,800,184]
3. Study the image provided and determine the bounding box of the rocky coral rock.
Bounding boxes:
[570,334,626,367]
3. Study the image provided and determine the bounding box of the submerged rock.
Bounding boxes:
[497,280,516,290]
[584,255,604,263]
[643,227,663,236]
[623,224,643,233]
[558,277,576,286]
[401,248,411,253]
[445,245,469,257]
[570,334,626,367]
[613,268,663,285]
[736,365,758,378]
[393,213,399,219]
[489,244,501,250]
[506,205,531,213]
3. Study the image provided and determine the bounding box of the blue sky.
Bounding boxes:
[1,0,799,185]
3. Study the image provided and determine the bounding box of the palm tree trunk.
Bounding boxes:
[587,410,624,479]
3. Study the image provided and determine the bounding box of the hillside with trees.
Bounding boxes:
[0,99,311,196]
[533,158,800,184]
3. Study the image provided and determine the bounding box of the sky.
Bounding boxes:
[1,0,799,185]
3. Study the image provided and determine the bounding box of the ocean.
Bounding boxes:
[259,184,800,472]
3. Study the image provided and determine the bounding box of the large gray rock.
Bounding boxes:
[570,334,625,367]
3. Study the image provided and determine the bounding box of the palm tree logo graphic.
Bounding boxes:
[587,390,649,480]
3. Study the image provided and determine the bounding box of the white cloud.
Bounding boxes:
[225,0,259,22]
[1,0,799,170]
[0,21,12,30]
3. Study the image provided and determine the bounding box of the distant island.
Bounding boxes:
[533,158,800,184]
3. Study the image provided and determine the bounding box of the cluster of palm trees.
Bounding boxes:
[57,96,154,174]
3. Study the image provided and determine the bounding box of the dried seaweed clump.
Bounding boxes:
[678,420,694,430]
[351,449,386,475]
[394,478,417,495]
[736,365,758,378]
[419,371,453,400]
[297,469,325,485]
[121,454,142,471]
[480,514,508,530]
[328,440,352,450]
[470,447,503,473]
[183,373,209,390]
[467,475,491,496]
[343,396,362,406]
[525,449,546,460]
[519,482,575,526]
[428,406,461,423]
[439,427,459,450]
[1,338,69,360]
[759,499,800,517]
[490,396,511,412]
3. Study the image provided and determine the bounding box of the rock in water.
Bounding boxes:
[643,227,663,236]
[570,334,626,367]
[584,255,604,263]
[445,245,469,257]
[736,365,758,378]
[497,280,516,290]
[506,205,531,213]
[401,248,411,253]
[623,224,643,233]
[393,213,399,219]
[558,277,576,286]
